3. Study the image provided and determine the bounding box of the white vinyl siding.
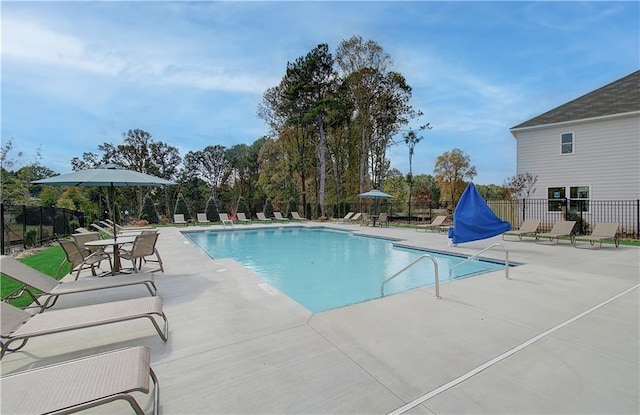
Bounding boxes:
[515,114,640,200]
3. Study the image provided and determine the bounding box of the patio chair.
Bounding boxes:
[119,232,164,273]
[0,296,168,359]
[236,212,251,223]
[378,212,389,227]
[1,346,159,415]
[72,231,111,255]
[361,213,371,226]
[416,215,447,232]
[0,256,157,312]
[196,213,211,225]
[219,213,235,229]
[337,212,354,223]
[291,211,307,221]
[502,219,540,241]
[273,212,289,221]
[74,227,92,233]
[535,220,576,245]
[58,239,112,279]
[174,214,188,226]
[574,222,620,249]
[256,212,272,221]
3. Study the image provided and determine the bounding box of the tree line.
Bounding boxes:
[1,35,533,224]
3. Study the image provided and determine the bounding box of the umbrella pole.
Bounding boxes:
[111,184,121,274]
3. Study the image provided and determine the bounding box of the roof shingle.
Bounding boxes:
[511,70,640,130]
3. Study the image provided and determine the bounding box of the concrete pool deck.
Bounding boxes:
[2,222,638,414]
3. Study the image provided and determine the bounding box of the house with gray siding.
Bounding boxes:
[510,70,639,235]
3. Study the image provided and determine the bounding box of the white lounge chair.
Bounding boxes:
[236,212,251,223]
[1,346,159,415]
[196,213,211,225]
[256,212,272,221]
[416,215,447,232]
[174,214,188,226]
[1,297,168,359]
[535,220,576,245]
[291,212,307,221]
[574,222,620,249]
[219,213,235,229]
[347,212,362,224]
[273,212,289,221]
[502,219,540,241]
[0,256,157,312]
[337,212,354,223]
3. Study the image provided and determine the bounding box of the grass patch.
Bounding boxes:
[1,245,69,308]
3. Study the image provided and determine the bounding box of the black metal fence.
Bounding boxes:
[327,198,639,239]
[485,199,639,238]
[1,204,86,255]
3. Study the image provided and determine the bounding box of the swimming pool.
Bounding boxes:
[184,227,508,312]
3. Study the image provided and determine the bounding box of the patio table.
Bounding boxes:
[85,235,136,275]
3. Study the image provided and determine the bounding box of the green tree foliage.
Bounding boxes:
[287,197,297,217]
[205,197,219,222]
[434,149,477,206]
[141,195,159,224]
[236,196,250,218]
[174,192,191,220]
[263,198,274,218]
[476,184,508,200]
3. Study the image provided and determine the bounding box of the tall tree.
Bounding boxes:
[433,148,477,206]
[183,145,228,200]
[336,36,421,192]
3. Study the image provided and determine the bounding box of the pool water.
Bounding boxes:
[184,227,507,313]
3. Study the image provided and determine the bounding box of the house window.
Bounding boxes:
[561,132,574,154]
[569,186,590,212]
[547,187,566,212]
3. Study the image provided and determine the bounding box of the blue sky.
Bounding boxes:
[2,1,638,185]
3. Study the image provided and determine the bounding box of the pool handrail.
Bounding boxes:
[449,243,510,280]
[380,254,441,299]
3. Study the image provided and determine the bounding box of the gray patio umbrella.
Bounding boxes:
[357,189,394,199]
[32,164,175,239]
[358,189,394,215]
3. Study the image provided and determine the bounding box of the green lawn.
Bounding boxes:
[1,245,69,308]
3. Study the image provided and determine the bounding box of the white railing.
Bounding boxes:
[449,243,510,280]
[380,254,441,299]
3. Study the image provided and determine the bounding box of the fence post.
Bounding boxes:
[1,203,4,255]
[39,206,44,247]
[22,205,27,250]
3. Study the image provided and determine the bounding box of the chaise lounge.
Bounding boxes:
[535,220,576,245]
[1,346,160,415]
[502,219,540,241]
[0,256,157,312]
[416,215,447,232]
[573,222,620,249]
[1,296,168,359]
[256,212,272,221]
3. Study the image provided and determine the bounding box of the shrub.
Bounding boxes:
[25,228,38,247]
[237,197,250,217]
[141,195,159,224]
[263,198,274,218]
[205,197,220,222]
[566,210,589,235]
[174,193,191,221]
[287,198,297,217]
